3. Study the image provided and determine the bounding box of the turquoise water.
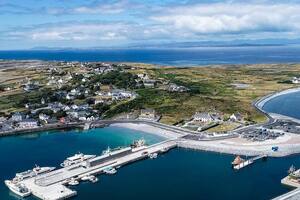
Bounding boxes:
[263,91,300,120]
[0,126,300,200]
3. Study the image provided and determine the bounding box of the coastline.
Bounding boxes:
[255,86,300,122]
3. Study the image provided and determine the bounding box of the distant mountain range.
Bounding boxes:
[29,39,300,50]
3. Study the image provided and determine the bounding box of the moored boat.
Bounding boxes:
[61,153,96,167]
[149,153,158,159]
[4,180,31,198]
[103,167,117,175]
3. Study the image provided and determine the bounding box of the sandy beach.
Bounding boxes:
[110,123,183,139]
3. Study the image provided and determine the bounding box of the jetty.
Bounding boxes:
[7,139,177,200]
[232,154,267,170]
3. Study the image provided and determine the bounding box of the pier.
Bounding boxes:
[13,140,177,200]
[233,155,267,170]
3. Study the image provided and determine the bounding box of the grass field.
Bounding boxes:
[1,62,300,125]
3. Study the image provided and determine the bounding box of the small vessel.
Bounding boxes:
[4,180,31,197]
[81,175,98,183]
[68,178,79,186]
[88,175,98,183]
[81,175,90,181]
[131,139,147,152]
[131,139,146,148]
[14,165,55,181]
[103,167,117,175]
[288,165,296,174]
[149,153,158,159]
[231,155,244,166]
[160,147,169,153]
[61,153,96,167]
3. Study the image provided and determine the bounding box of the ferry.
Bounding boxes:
[13,165,55,182]
[60,153,96,167]
[4,181,31,197]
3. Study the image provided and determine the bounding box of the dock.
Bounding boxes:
[13,140,177,200]
[233,154,267,170]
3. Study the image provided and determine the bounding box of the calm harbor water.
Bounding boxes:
[0,126,300,200]
[263,91,300,120]
[1,46,300,66]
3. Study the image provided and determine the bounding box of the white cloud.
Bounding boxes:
[151,3,300,37]
[24,22,132,41]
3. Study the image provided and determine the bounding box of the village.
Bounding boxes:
[0,60,293,142]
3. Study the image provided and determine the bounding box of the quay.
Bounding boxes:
[272,168,300,200]
[233,155,267,170]
[10,139,177,200]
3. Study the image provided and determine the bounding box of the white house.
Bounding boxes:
[230,113,243,122]
[193,112,215,123]
[292,77,300,84]
[18,119,38,129]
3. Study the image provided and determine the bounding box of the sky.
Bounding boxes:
[1,0,300,49]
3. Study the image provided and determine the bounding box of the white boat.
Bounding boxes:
[103,167,117,175]
[68,178,79,186]
[81,175,90,181]
[14,165,55,181]
[88,175,98,183]
[149,153,158,159]
[81,175,98,183]
[160,147,169,153]
[61,153,96,167]
[131,139,147,152]
[4,180,31,197]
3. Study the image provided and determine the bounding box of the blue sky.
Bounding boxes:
[1,0,300,49]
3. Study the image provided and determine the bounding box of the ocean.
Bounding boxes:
[1,46,300,66]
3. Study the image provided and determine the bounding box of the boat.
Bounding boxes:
[103,167,117,175]
[14,165,55,181]
[68,178,79,186]
[131,139,146,148]
[4,180,31,197]
[231,155,244,166]
[60,153,96,167]
[149,153,158,159]
[88,175,98,183]
[81,175,98,183]
[81,175,91,181]
[288,165,296,174]
[131,139,147,152]
[160,147,169,153]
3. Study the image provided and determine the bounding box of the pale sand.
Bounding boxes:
[110,123,182,139]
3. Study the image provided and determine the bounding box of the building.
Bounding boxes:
[18,119,39,129]
[167,83,189,92]
[143,80,157,88]
[10,112,24,122]
[230,113,243,122]
[193,112,215,123]
[292,77,300,84]
[139,109,156,120]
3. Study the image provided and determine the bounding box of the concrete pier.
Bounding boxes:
[233,155,267,170]
[14,140,177,200]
